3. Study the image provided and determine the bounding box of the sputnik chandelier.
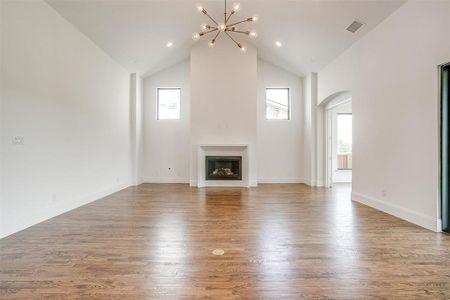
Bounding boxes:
[192,0,258,52]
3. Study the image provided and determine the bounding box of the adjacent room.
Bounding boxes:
[1,0,449,298]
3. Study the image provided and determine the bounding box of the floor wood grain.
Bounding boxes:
[1,184,449,299]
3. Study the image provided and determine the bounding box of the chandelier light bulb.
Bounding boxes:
[209,40,216,48]
[240,45,247,53]
[232,3,240,12]
[192,32,200,40]
[249,31,257,38]
[251,15,258,22]
[201,24,208,30]
[218,23,226,31]
[197,4,204,12]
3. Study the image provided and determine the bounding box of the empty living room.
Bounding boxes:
[1,0,450,298]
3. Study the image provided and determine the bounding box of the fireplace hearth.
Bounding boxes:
[206,156,242,180]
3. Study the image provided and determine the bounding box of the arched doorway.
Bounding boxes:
[318,91,352,188]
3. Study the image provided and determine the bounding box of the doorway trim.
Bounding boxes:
[325,98,352,187]
[317,90,352,188]
[440,62,450,233]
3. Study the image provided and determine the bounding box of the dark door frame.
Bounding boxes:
[440,63,450,233]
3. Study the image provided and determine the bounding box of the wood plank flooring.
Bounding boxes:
[1,184,449,299]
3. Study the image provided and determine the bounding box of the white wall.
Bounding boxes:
[257,60,304,183]
[0,0,132,238]
[142,60,191,183]
[190,41,257,185]
[318,0,450,231]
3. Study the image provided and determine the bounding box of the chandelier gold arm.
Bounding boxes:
[224,31,242,49]
[200,28,219,37]
[226,29,250,35]
[226,18,254,28]
[226,11,234,23]
[201,9,219,26]
[212,30,221,40]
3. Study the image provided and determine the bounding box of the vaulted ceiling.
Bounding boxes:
[46,0,405,77]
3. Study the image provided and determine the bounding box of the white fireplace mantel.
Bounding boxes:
[196,144,250,187]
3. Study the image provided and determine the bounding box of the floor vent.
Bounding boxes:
[212,249,225,256]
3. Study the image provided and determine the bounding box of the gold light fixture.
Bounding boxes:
[192,0,258,52]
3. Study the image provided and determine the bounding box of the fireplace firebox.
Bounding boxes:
[205,156,242,180]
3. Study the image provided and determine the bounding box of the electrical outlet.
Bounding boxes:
[12,136,24,145]
[168,167,173,175]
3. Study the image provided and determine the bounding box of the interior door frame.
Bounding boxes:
[440,62,450,233]
[325,108,333,188]
[324,98,352,188]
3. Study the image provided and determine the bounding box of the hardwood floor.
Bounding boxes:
[1,184,449,299]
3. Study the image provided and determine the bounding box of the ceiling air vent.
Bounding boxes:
[346,20,364,33]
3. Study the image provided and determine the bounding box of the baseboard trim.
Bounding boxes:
[142,177,190,184]
[257,178,304,184]
[302,179,325,187]
[351,191,440,232]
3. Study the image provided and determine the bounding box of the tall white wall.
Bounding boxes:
[257,60,304,183]
[0,0,132,238]
[142,60,191,183]
[318,0,450,231]
[190,42,257,185]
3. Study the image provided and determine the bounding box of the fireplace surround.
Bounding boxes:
[195,144,253,187]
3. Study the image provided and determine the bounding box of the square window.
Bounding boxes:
[157,88,181,120]
[266,88,290,120]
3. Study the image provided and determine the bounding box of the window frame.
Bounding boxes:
[156,87,181,120]
[265,87,291,121]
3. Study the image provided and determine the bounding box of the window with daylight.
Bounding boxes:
[266,88,290,120]
[157,88,181,120]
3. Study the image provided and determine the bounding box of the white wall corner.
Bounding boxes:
[250,180,258,187]
[352,191,440,232]
[302,178,314,187]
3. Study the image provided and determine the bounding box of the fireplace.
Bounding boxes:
[206,156,242,180]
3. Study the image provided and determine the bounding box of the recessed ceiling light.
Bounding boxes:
[166,42,173,48]
[275,41,282,47]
